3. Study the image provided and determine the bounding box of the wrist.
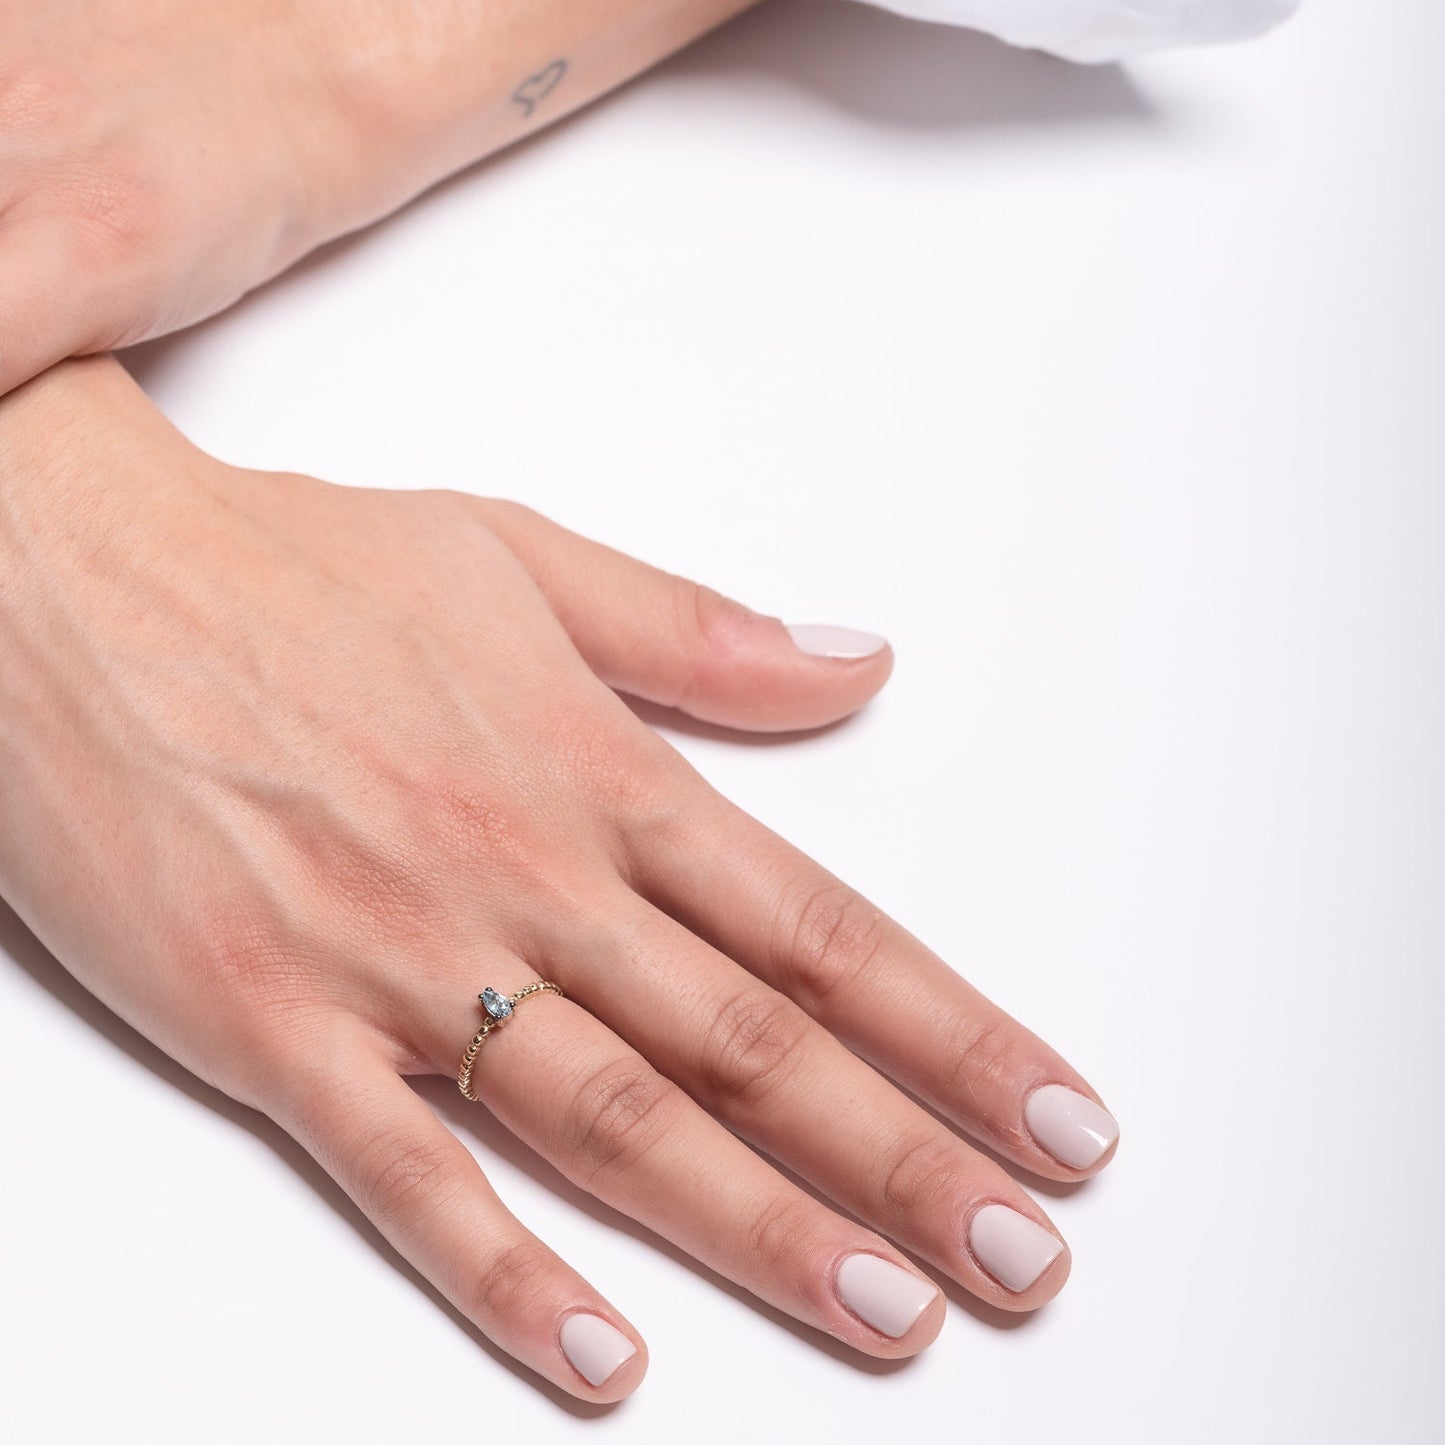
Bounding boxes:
[0,356,136,482]
[286,0,762,234]
[0,360,188,569]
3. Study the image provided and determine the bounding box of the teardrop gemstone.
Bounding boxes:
[480,987,514,1021]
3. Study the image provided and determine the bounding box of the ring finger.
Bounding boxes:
[402,957,948,1358]
[553,888,1073,1307]
[623,788,1121,1182]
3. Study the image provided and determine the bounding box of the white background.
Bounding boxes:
[2,0,1440,1440]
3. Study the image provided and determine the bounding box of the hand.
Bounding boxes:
[0,0,760,398]
[0,358,1118,1400]
[1,0,353,395]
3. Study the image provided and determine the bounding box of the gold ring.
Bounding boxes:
[457,981,564,1101]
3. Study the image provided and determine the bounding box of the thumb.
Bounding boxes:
[475,498,893,732]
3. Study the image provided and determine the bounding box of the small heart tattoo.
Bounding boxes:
[513,59,568,120]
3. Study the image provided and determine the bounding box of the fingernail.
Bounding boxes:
[835,1252,940,1337]
[968,1205,1065,1293]
[785,623,889,659]
[559,1312,638,1387]
[1025,1084,1120,1170]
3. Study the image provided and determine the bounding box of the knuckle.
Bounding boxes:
[353,1131,460,1232]
[569,1059,680,1186]
[597,747,720,881]
[785,882,888,1008]
[880,1134,964,1221]
[420,488,502,533]
[609,706,714,828]
[0,62,159,269]
[745,1195,817,1274]
[467,495,539,531]
[425,485,485,514]
[669,583,761,710]
[689,582,759,657]
[546,699,632,791]
[460,1239,553,1324]
[944,1017,1016,1116]
[422,768,537,877]
[697,986,811,1109]
[542,696,677,822]
[615,758,707,860]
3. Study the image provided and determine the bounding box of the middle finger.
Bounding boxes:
[547,884,1071,1307]
[623,786,1121,1183]
[406,954,948,1357]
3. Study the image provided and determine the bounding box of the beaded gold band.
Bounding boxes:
[457,981,565,1101]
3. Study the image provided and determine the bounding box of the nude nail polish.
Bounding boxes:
[785,624,888,659]
[836,1252,940,1337]
[1025,1084,1120,1170]
[559,1312,637,1386]
[968,1205,1065,1293]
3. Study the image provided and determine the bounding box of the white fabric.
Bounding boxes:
[849,0,1304,64]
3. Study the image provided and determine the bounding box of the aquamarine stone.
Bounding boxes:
[480,987,513,1021]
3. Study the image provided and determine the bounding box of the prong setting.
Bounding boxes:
[480,986,514,1021]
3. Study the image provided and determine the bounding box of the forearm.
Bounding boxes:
[298,0,765,233]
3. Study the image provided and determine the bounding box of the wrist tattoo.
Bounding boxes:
[512,59,568,121]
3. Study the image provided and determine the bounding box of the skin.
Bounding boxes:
[0,357,1117,1400]
[0,0,762,396]
[2,0,1122,1405]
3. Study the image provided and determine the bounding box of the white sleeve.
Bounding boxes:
[844,0,1305,65]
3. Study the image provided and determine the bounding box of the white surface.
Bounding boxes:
[2,1,1441,1440]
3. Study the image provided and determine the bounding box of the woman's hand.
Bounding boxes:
[1,0,353,394]
[0,358,1117,1401]
[0,0,759,398]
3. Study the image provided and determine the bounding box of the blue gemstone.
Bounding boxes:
[480,987,514,1021]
